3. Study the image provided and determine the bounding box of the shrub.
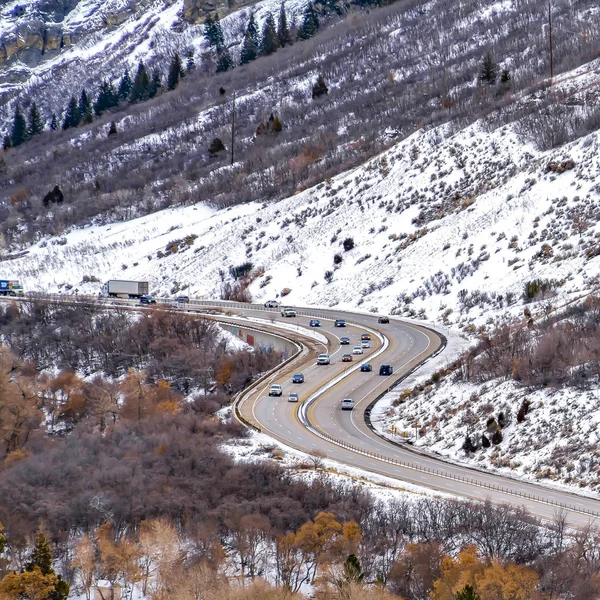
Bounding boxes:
[208,137,226,157]
[229,262,254,280]
[343,237,355,251]
[333,253,343,265]
[481,434,491,448]
[492,430,503,445]
[324,270,334,283]
[517,399,531,423]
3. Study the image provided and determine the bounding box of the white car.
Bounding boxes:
[269,384,283,397]
[341,398,355,411]
[264,300,279,308]
[288,392,299,403]
[281,307,297,317]
[361,340,370,348]
[317,353,330,365]
[352,346,363,355]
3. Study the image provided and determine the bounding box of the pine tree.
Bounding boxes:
[167,53,184,91]
[311,74,328,99]
[149,68,162,98]
[78,89,92,118]
[27,103,44,137]
[118,69,133,101]
[208,137,225,156]
[240,13,259,65]
[455,584,481,600]
[277,3,292,47]
[185,50,196,73]
[216,45,234,73]
[27,533,53,575]
[341,554,364,584]
[479,51,498,85]
[108,121,118,136]
[62,96,81,130]
[204,13,225,48]
[272,115,283,132]
[3,135,12,151]
[297,3,319,41]
[94,80,119,116]
[260,12,279,56]
[500,68,511,84]
[11,104,28,146]
[129,61,150,103]
[50,113,59,130]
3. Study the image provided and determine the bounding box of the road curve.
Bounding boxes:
[193,300,600,529]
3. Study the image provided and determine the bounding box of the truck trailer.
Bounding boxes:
[102,280,149,298]
[0,280,24,296]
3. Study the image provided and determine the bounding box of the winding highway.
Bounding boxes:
[190,300,600,529]
[3,294,600,527]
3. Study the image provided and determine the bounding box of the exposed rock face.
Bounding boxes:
[182,0,254,23]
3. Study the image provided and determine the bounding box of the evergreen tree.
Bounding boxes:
[185,50,196,73]
[108,121,118,136]
[94,80,119,116]
[27,103,44,137]
[479,51,498,85]
[297,3,319,41]
[455,584,481,600]
[277,3,292,47]
[240,13,259,65]
[129,61,150,103]
[3,135,12,151]
[311,74,328,99]
[167,53,184,90]
[49,113,59,130]
[78,89,92,118]
[500,68,511,84]
[204,13,225,48]
[216,45,234,73]
[62,96,81,130]
[118,69,133,101]
[11,104,28,146]
[341,554,364,584]
[149,68,162,98]
[26,533,53,575]
[260,12,279,56]
[208,137,225,156]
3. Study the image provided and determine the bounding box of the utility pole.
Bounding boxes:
[548,2,553,79]
[231,91,236,166]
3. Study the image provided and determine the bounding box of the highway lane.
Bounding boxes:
[224,303,600,528]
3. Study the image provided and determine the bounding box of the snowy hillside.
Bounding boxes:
[7,59,600,332]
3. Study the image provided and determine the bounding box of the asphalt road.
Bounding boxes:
[224,302,600,529]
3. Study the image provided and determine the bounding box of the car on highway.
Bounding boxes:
[288,392,299,403]
[341,398,355,411]
[360,363,373,372]
[264,300,279,308]
[292,373,305,384]
[378,316,390,324]
[309,319,321,327]
[352,346,363,355]
[269,384,283,396]
[334,319,346,327]
[281,307,297,317]
[342,353,353,362]
[361,333,371,341]
[379,364,393,376]
[340,336,350,345]
[140,295,156,304]
[317,354,331,365]
[361,340,371,348]
[177,295,189,303]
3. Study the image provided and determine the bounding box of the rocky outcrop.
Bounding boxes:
[183,0,255,23]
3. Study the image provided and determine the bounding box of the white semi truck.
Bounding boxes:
[102,280,149,298]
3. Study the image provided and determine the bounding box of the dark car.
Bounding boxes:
[292,373,305,384]
[342,354,353,362]
[340,336,350,345]
[335,319,346,327]
[140,295,156,304]
[309,319,321,327]
[177,295,189,303]
[378,316,390,324]
[379,364,393,376]
[360,363,373,372]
